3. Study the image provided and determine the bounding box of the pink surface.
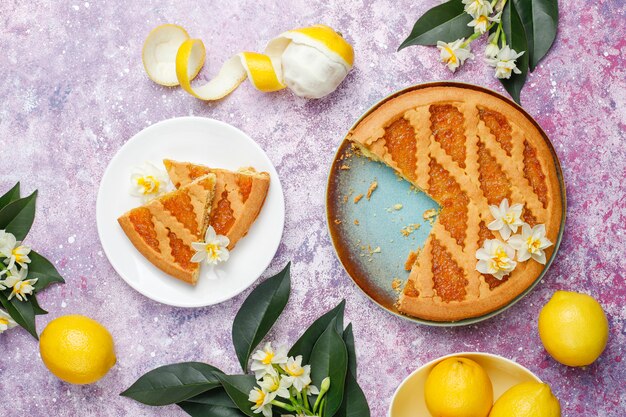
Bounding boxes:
[0,1,624,416]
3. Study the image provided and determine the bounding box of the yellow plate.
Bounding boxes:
[389,352,541,417]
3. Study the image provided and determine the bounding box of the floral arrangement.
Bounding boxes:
[476,198,553,279]
[0,183,65,338]
[399,0,559,103]
[121,263,370,417]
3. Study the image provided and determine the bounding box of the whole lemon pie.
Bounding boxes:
[347,85,563,321]
[118,174,217,285]
[164,160,270,249]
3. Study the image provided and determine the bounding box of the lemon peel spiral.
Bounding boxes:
[142,24,354,100]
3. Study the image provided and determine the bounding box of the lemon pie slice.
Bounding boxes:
[347,85,563,321]
[163,160,270,249]
[118,174,217,285]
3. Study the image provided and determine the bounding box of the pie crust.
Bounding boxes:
[118,174,217,285]
[163,160,270,249]
[347,85,563,321]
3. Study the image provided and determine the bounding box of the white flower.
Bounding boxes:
[488,198,524,240]
[258,373,291,399]
[508,224,553,265]
[281,355,313,392]
[468,11,502,34]
[1,267,38,302]
[437,39,474,72]
[248,386,275,417]
[0,231,31,270]
[476,239,517,280]
[250,343,289,379]
[463,0,493,18]
[0,309,17,333]
[129,162,170,201]
[486,45,525,79]
[191,226,230,266]
[485,33,500,58]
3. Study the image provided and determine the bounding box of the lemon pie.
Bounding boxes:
[163,160,270,249]
[118,174,216,285]
[347,86,563,321]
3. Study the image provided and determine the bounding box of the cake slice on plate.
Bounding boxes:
[163,159,270,249]
[118,173,217,285]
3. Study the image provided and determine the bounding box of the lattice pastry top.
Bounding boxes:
[164,160,270,250]
[348,86,563,321]
[118,174,217,285]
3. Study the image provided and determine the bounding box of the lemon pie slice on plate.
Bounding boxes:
[163,160,270,250]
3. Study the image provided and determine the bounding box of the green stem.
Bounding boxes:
[271,400,296,412]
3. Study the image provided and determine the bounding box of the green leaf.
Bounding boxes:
[0,191,37,241]
[216,374,257,417]
[500,1,529,104]
[289,300,345,364]
[0,290,38,339]
[398,0,473,50]
[120,362,223,406]
[179,402,247,417]
[232,263,291,372]
[0,182,20,211]
[28,250,65,291]
[512,0,558,71]
[30,294,48,315]
[343,323,357,378]
[310,318,348,417]
[335,371,370,417]
[179,388,247,417]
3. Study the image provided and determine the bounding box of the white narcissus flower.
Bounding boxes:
[485,33,500,58]
[476,239,517,280]
[129,162,170,201]
[468,11,502,34]
[250,343,289,379]
[436,39,474,72]
[1,267,38,302]
[191,226,230,266]
[0,309,17,333]
[248,386,275,417]
[281,355,313,392]
[488,198,524,240]
[462,0,493,18]
[508,224,553,265]
[486,45,525,79]
[0,230,31,270]
[258,373,291,399]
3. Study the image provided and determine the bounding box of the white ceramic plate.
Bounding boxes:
[389,352,542,417]
[96,117,285,307]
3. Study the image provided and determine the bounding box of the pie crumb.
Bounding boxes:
[423,208,438,223]
[401,223,421,237]
[392,278,403,292]
[404,250,420,270]
[353,194,364,203]
[334,219,342,225]
[366,180,378,200]
[339,164,350,170]
[354,219,359,225]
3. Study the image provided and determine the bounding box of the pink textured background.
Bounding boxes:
[1,0,625,416]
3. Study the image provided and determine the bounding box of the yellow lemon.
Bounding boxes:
[40,315,116,384]
[424,357,493,417]
[489,382,560,417]
[538,290,609,367]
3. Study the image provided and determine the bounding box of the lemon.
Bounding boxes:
[538,290,609,367]
[489,382,560,417]
[40,315,116,384]
[424,357,493,417]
